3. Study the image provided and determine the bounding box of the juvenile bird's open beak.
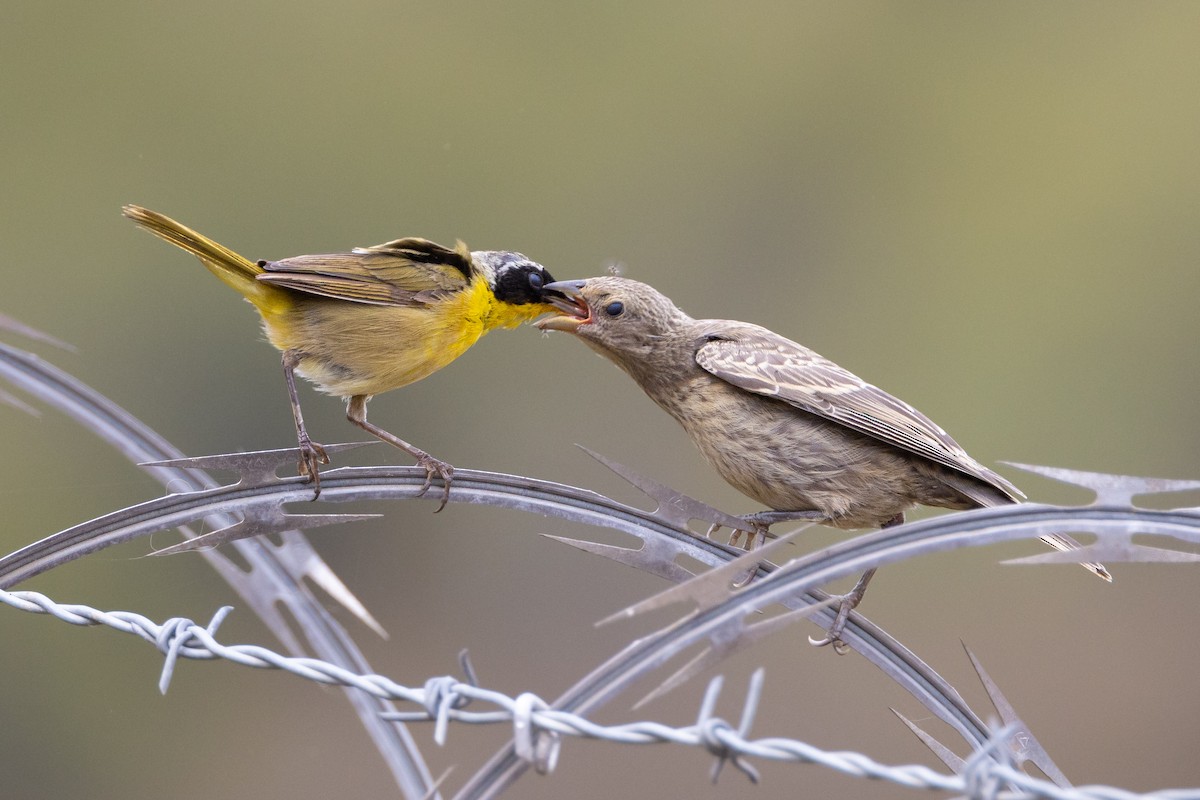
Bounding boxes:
[537,280,591,332]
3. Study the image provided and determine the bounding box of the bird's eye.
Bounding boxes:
[527,271,544,290]
[605,301,624,317]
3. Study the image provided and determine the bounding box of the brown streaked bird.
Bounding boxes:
[537,276,1110,648]
[123,205,565,509]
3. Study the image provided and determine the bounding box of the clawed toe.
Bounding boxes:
[415,456,454,513]
[808,630,852,655]
[808,597,856,654]
[807,568,876,655]
[708,516,777,588]
[297,438,330,500]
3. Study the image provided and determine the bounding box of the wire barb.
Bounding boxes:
[147,496,380,556]
[1002,461,1200,507]
[141,443,376,488]
[960,723,1020,800]
[894,644,1071,789]
[157,606,234,694]
[699,670,764,784]
[511,693,560,775]
[578,444,748,532]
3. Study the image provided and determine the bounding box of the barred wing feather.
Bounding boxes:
[695,325,1024,503]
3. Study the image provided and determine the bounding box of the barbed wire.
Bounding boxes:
[4,586,1196,800]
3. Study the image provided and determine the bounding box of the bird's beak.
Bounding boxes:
[537,280,591,332]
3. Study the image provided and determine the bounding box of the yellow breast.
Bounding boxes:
[261,277,548,398]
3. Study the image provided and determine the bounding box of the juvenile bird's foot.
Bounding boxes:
[708,509,826,550]
[706,519,773,551]
[719,519,773,589]
[727,522,772,551]
[297,436,331,500]
[414,453,454,513]
[808,567,876,655]
[708,510,829,589]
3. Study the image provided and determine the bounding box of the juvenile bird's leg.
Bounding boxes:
[809,512,904,654]
[345,394,454,512]
[282,350,329,499]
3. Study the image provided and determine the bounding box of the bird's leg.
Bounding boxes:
[282,350,329,499]
[809,512,904,654]
[345,394,454,512]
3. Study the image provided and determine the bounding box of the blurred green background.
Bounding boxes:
[2,2,1198,798]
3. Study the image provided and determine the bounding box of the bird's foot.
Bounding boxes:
[701,518,772,587]
[414,453,455,513]
[808,567,876,655]
[704,520,773,551]
[296,436,330,500]
[808,599,857,655]
[728,523,773,551]
[707,509,825,550]
[708,511,828,588]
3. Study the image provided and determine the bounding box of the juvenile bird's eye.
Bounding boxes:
[527,271,544,290]
[605,301,624,317]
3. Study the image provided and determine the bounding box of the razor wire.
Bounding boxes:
[7,320,1200,800]
[3,586,1197,800]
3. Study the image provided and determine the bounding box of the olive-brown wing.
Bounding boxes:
[256,238,475,306]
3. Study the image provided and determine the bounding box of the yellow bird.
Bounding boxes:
[123,205,565,508]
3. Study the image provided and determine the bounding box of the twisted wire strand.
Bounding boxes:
[4,586,1195,800]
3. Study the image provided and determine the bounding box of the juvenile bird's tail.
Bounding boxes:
[1038,532,1113,581]
[945,471,1111,581]
[977,493,1113,582]
[122,205,283,315]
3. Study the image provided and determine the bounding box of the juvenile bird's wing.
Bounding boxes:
[256,238,476,306]
[695,323,1024,501]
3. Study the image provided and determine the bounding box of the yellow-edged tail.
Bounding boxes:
[122,205,285,315]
